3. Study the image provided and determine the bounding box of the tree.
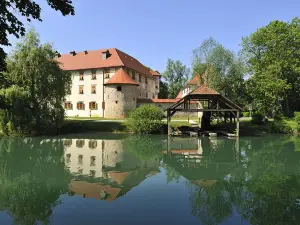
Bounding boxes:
[158,80,169,98]
[241,18,300,117]
[0,0,75,76]
[0,29,72,135]
[192,37,246,129]
[162,59,190,98]
[192,37,246,103]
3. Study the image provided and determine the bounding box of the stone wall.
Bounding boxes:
[104,84,138,118]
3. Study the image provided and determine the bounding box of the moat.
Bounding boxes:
[0,134,300,225]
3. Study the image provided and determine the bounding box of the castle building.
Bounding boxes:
[57,48,161,118]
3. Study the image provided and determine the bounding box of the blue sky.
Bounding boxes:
[5,0,300,73]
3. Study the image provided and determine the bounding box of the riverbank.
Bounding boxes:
[60,117,298,136]
[60,119,191,135]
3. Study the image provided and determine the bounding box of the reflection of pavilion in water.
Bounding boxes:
[63,138,160,202]
[163,137,240,184]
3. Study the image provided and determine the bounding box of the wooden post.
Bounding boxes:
[236,111,240,137]
[167,135,171,157]
[167,109,171,136]
[235,138,240,163]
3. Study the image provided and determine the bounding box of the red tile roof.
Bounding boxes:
[176,91,183,99]
[187,73,207,85]
[105,68,139,86]
[150,70,161,76]
[151,99,179,103]
[187,75,201,85]
[57,48,154,78]
[189,85,218,95]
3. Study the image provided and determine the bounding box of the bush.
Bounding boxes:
[294,112,300,132]
[251,112,264,124]
[266,120,294,134]
[243,112,250,117]
[125,105,165,134]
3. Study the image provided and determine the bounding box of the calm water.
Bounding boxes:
[0,134,300,225]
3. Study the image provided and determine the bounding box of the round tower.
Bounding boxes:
[104,68,138,118]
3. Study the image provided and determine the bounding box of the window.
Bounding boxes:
[77,102,85,110]
[79,71,84,81]
[78,168,83,174]
[145,77,148,84]
[89,140,98,149]
[115,101,118,104]
[64,139,72,146]
[139,74,141,82]
[90,156,96,166]
[155,85,158,89]
[78,155,83,165]
[64,102,73,110]
[66,154,71,164]
[91,70,97,80]
[117,86,122,92]
[146,93,148,98]
[79,85,84,94]
[76,140,85,148]
[91,84,96,94]
[90,170,96,177]
[132,71,135,80]
[89,102,98,110]
[153,94,155,99]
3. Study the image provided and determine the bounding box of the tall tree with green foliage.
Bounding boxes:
[192,37,246,129]
[242,18,300,117]
[162,59,190,98]
[0,29,72,136]
[158,80,169,98]
[192,37,246,105]
[0,0,74,76]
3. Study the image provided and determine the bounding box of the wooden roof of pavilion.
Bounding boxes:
[167,84,243,114]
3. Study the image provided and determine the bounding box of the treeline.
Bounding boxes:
[160,17,300,119]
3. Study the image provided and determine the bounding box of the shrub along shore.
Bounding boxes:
[1,104,300,137]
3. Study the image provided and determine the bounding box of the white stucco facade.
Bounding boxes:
[64,67,158,118]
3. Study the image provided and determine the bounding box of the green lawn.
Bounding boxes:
[65,117,121,120]
[61,117,298,136]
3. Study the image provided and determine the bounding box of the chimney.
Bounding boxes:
[70,51,76,56]
[55,51,61,58]
[84,50,88,55]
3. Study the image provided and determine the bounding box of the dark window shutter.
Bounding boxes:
[83,103,85,110]
[89,102,91,110]
[71,103,73,110]
[96,103,98,110]
[77,102,79,109]
[64,103,67,109]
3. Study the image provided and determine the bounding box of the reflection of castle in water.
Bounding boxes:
[63,138,160,202]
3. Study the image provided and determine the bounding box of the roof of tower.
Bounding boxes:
[104,68,139,86]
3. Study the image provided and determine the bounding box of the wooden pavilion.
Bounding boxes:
[167,84,243,137]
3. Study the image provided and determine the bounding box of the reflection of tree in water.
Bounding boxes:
[189,182,233,225]
[186,138,236,225]
[122,135,164,161]
[186,136,300,225]
[0,138,70,225]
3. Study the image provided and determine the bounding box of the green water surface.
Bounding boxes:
[0,134,300,225]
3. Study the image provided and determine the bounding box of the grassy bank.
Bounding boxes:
[60,117,298,136]
[60,119,192,135]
